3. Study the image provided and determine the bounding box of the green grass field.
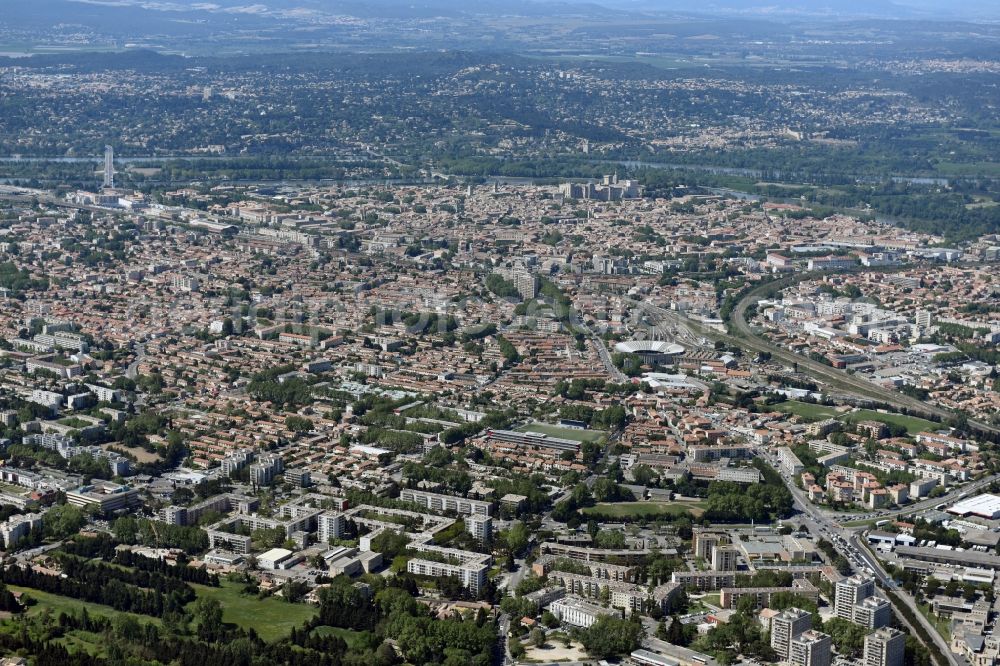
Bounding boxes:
[187,580,317,641]
[5,575,315,650]
[918,602,952,641]
[701,593,722,608]
[580,500,706,519]
[840,410,938,435]
[773,402,937,435]
[772,401,841,420]
[516,422,605,442]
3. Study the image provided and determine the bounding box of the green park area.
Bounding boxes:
[580,500,707,519]
[772,401,842,420]
[310,625,374,650]
[187,580,317,641]
[4,578,319,650]
[516,422,605,442]
[773,401,938,435]
[4,585,161,657]
[839,410,938,435]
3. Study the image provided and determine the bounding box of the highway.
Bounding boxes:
[833,471,1000,522]
[759,449,959,666]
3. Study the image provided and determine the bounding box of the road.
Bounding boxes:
[833,471,1000,522]
[579,320,627,383]
[759,450,960,666]
[498,612,514,666]
[126,342,146,380]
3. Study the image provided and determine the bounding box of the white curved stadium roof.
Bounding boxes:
[613,340,685,355]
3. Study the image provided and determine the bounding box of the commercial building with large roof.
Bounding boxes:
[948,494,1000,520]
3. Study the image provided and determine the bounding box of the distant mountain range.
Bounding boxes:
[34,0,1000,21]
[597,0,1000,19]
[1,0,995,53]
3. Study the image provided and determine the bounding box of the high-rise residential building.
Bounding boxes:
[853,596,892,629]
[790,630,832,666]
[693,530,720,560]
[467,515,492,543]
[835,574,875,621]
[513,268,537,300]
[712,545,739,571]
[864,627,905,666]
[249,454,283,487]
[103,145,115,189]
[771,608,812,661]
[317,512,345,544]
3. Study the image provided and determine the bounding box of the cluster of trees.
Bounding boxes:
[579,615,644,658]
[702,478,793,523]
[485,273,520,299]
[0,261,48,295]
[557,404,627,430]
[4,561,190,618]
[490,474,551,516]
[693,604,775,664]
[369,307,458,336]
[496,334,520,364]
[247,367,314,410]
[311,577,497,666]
[611,352,644,377]
[403,456,473,496]
[554,378,640,400]
[112,516,210,554]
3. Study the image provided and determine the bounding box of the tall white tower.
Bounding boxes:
[103,145,115,189]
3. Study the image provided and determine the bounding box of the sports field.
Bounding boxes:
[773,402,938,435]
[515,422,605,442]
[772,401,841,420]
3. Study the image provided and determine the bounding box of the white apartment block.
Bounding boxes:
[864,627,905,666]
[467,515,492,543]
[835,574,875,621]
[549,595,621,628]
[318,512,346,544]
[406,558,488,594]
[771,608,812,661]
[0,512,44,548]
[790,630,832,666]
[853,596,892,629]
[399,489,492,516]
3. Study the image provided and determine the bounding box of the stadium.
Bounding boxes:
[613,340,685,365]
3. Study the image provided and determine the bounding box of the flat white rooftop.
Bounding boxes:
[948,494,1000,519]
